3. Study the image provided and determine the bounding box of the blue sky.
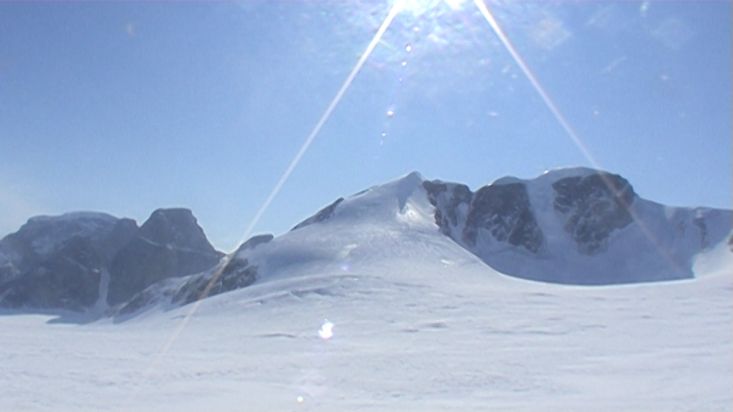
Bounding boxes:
[1,0,730,251]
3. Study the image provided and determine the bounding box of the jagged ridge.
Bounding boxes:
[0,168,731,318]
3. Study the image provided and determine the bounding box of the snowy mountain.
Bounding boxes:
[220,168,730,288]
[115,168,731,319]
[423,167,731,284]
[1,169,731,411]
[0,168,730,316]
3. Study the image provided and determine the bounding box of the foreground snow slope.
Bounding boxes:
[0,250,730,411]
[0,172,731,411]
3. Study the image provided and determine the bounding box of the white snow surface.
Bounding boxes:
[1,173,732,411]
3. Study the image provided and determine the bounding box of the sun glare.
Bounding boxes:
[396,0,467,16]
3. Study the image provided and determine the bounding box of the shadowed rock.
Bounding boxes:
[0,212,122,285]
[292,198,344,231]
[173,258,257,306]
[464,183,544,253]
[0,236,105,311]
[107,208,222,305]
[423,180,472,236]
[552,173,635,254]
[0,213,137,310]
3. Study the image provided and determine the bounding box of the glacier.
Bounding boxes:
[0,168,731,411]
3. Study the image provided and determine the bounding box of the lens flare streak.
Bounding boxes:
[237,0,404,247]
[472,0,599,167]
[141,0,405,377]
[471,0,681,274]
[141,0,685,385]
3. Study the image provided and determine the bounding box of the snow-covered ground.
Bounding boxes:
[1,172,731,411]
[1,246,731,411]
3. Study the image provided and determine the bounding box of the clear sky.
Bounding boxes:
[1,0,730,251]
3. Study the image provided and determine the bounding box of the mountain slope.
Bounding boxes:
[0,169,731,410]
[2,209,730,411]
[115,169,731,319]
[1,168,730,317]
[0,209,222,312]
[424,167,731,284]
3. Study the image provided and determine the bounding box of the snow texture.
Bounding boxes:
[0,170,731,411]
[0,213,730,411]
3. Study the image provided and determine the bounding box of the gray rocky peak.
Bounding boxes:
[552,172,635,254]
[464,182,544,253]
[106,208,222,305]
[0,235,106,311]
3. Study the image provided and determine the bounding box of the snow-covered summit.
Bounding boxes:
[293,171,428,230]
[1,168,731,317]
[283,167,731,285]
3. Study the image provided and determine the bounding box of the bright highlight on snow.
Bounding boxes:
[318,320,335,340]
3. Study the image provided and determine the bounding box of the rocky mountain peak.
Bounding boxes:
[107,208,222,305]
[137,208,216,253]
[552,172,636,254]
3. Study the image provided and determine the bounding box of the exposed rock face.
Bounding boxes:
[692,215,708,249]
[116,255,259,318]
[98,218,139,261]
[0,213,135,310]
[464,183,544,253]
[0,236,105,310]
[0,213,121,285]
[292,198,344,231]
[3,168,732,317]
[0,208,223,312]
[423,169,732,285]
[173,257,257,306]
[423,181,472,236]
[107,208,222,305]
[423,180,544,253]
[552,173,635,254]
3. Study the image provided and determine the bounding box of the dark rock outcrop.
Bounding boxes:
[692,215,708,249]
[0,208,224,313]
[0,236,105,311]
[292,198,344,231]
[98,218,139,261]
[552,173,635,254]
[464,183,544,253]
[173,257,257,306]
[423,179,544,253]
[3,168,731,317]
[107,208,222,305]
[422,170,731,285]
[0,212,121,285]
[423,181,472,235]
[0,213,134,310]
